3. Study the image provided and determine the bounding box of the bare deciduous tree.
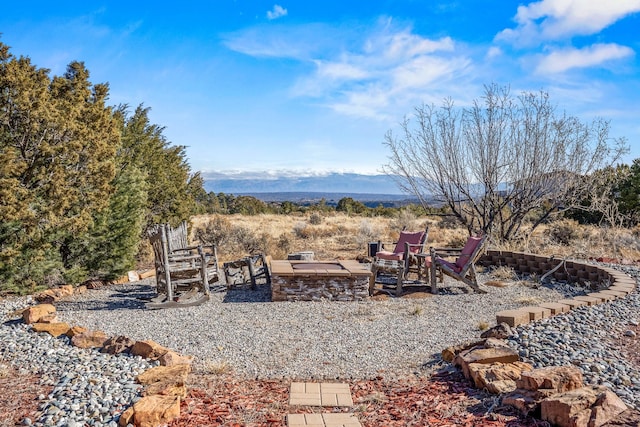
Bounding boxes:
[383,84,628,241]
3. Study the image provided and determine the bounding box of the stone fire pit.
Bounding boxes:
[270,260,372,301]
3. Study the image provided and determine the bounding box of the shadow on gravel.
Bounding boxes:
[56,284,153,312]
[222,286,271,303]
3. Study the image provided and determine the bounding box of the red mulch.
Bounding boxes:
[168,370,546,427]
[0,366,51,427]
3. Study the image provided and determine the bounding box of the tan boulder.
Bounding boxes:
[74,285,87,295]
[131,340,170,360]
[136,364,192,385]
[31,322,71,337]
[480,322,513,339]
[541,387,600,427]
[143,380,187,398]
[65,326,88,337]
[589,389,627,427]
[518,365,584,393]
[101,336,136,355]
[441,339,486,362]
[158,350,194,367]
[131,395,181,427]
[453,346,520,379]
[468,361,533,394]
[71,330,109,349]
[118,406,135,426]
[22,304,56,324]
[38,313,59,323]
[503,389,558,416]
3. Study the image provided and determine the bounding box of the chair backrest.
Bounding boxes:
[393,229,427,255]
[455,234,487,271]
[166,221,188,252]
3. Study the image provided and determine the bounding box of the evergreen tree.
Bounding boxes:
[0,43,119,292]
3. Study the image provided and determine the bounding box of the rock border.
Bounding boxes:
[20,294,191,427]
[440,251,639,427]
[478,250,635,327]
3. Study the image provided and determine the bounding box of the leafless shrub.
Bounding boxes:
[309,211,323,225]
[548,219,581,245]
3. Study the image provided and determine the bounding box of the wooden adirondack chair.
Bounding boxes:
[370,227,429,296]
[147,221,219,308]
[429,234,488,294]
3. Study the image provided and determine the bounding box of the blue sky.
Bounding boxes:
[2,1,639,178]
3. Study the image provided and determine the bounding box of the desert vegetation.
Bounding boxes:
[2,41,640,296]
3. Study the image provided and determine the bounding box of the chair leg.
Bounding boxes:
[430,264,438,294]
[395,265,404,296]
[369,264,378,296]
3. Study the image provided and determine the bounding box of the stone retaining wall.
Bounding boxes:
[479,250,637,327]
[270,260,371,302]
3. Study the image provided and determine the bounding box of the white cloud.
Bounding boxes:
[497,0,640,45]
[535,43,634,74]
[266,4,288,20]
[226,19,472,120]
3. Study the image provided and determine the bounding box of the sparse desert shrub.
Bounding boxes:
[490,266,518,281]
[439,214,464,229]
[293,221,311,239]
[445,234,467,248]
[230,226,269,254]
[198,359,233,375]
[477,321,490,330]
[548,218,580,245]
[276,233,292,257]
[410,306,423,316]
[309,211,323,225]
[356,220,379,246]
[390,207,419,232]
[194,215,233,247]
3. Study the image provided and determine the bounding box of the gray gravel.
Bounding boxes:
[505,264,640,410]
[52,274,586,380]
[2,265,640,425]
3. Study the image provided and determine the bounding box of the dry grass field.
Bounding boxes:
[190,212,640,264]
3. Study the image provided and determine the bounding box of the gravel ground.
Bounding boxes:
[54,275,586,380]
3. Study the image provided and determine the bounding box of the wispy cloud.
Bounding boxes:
[267,4,288,20]
[497,0,640,46]
[226,18,471,120]
[536,43,634,74]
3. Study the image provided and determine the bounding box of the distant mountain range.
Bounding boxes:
[203,172,405,195]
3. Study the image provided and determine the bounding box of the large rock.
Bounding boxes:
[131,340,170,360]
[590,390,628,427]
[468,361,533,394]
[481,322,513,339]
[31,322,71,337]
[101,335,136,355]
[143,380,187,398]
[453,346,520,379]
[130,395,181,427]
[518,366,584,393]
[34,285,75,303]
[136,364,191,385]
[22,304,56,324]
[441,340,486,362]
[158,350,194,367]
[540,386,627,427]
[65,326,88,337]
[541,387,599,427]
[503,389,558,417]
[71,330,109,349]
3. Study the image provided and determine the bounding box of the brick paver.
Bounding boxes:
[289,382,353,407]
[286,413,362,427]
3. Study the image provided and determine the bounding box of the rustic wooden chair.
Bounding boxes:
[370,226,429,296]
[429,233,488,294]
[147,221,219,308]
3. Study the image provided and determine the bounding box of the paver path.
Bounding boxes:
[287,382,361,427]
